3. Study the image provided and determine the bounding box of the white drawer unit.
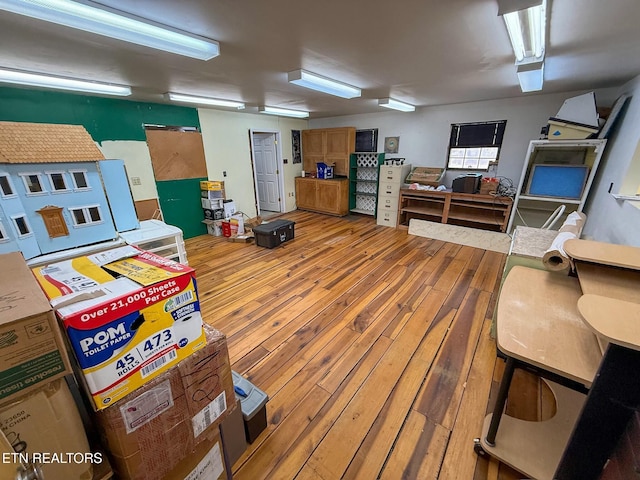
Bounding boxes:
[119,219,188,265]
[376,208,398,227]
[376,163,411,228]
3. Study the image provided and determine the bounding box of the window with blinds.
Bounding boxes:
[447,120,507,170]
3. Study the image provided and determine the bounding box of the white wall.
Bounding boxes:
[581,75,640,246]
[310,89,618,189]
[197,108,308,217]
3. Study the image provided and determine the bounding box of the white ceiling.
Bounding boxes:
[1,0,639,118]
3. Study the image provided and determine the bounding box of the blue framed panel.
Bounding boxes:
[526,164,590,199]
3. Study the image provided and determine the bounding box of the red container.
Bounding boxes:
[221,221,231,237]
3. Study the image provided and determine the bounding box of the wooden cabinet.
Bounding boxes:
[397,189,513,232]
[302,127,355,176]
[295,177,349,216]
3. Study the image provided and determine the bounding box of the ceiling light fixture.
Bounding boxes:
[0,67,131,96]
[516,60,544,92]
[0,0,220,60]
[378,98,415,112]
[498,0,546,62]
[288,69,361,99]
[166,93,245,109]
[258,106,309,119]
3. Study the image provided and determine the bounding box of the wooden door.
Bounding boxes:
[302,129,325,173]
[145,129,208,239]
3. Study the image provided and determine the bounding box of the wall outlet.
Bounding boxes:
[131,176,141,186]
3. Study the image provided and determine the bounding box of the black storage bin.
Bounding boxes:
[252,219,295,248]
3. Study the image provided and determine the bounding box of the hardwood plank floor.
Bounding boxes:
[186,211,528,479]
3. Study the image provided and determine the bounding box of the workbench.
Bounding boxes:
[476,239,640,479]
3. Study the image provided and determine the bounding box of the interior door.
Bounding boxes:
[145,128,208,239]
[253,133,280,212]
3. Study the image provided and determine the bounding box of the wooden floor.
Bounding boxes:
[186,210,528,480]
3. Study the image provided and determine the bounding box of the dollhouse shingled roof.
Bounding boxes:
[0,121,105,164]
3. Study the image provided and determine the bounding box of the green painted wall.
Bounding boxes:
[0,86,200,141]
[156,178,208,238]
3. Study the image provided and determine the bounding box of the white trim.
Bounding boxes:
[10,214,33,238]
[0,173,17,198]
[69,169,91,191]
[45,170,70,193]
[18,172,47,195]
[69,204,104,227]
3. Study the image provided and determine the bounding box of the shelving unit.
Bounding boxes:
[507,139,607,233]
[349,153,385,216]
[397,189,513,232]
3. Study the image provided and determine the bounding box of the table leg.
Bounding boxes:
[485,355,516,447]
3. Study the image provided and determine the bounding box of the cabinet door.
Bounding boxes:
[295,177,317,209]
[302,130,325,173]
[325,128,354,155]
[326,128,355,176]
[316,180,348,215]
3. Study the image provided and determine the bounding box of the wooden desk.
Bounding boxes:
[480,239,640,479]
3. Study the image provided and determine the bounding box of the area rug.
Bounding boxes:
[408,219,511,254]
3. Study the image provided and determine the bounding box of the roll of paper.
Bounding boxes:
[542,211,586,272]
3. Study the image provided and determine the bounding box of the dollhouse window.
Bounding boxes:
[0,222,8,242]
[70,205,103,226]
[11,215,32,237]
[0,174,15,197]
[46,172,69,192]
[70,170,89,190]
[19,173,46,194]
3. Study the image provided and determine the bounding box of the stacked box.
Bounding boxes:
[0,378,95,480]
[94,324,234,480]
[0,253,71,404]
[200,181,226,223]
[161,429,227,480]
[31,245,206,410]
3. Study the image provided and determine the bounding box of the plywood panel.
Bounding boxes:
[146,129,207,180]
[134,198,160,221]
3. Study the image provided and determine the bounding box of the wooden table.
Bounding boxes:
[478,239,640,479]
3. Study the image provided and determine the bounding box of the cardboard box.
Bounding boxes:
[219,399,247,469]
[201,190,225,201]
[162,429,227,480]
[202,220,223,237]
[200,180,225,191]
[0,252,71,404]
[405,167,445,186]
[203,207,225,221]
[201,198,224,210]
[547,118,599,140]
[223,200,236,218]
[0,378,94,480]
[95,324,234,480]
[31,246,206,410]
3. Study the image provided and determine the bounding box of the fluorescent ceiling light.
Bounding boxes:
[499,0,546,62]
[517,60,544,92]
[378,98,415,112]
[0,0,220,60]
[167,93,245,109]
[288,69,361,99]
[258,106,309,118]
[0,67,131,96]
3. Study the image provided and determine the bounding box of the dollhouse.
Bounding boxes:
[0,122,138,260]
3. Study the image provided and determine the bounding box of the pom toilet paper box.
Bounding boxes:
[32,246,206,410]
